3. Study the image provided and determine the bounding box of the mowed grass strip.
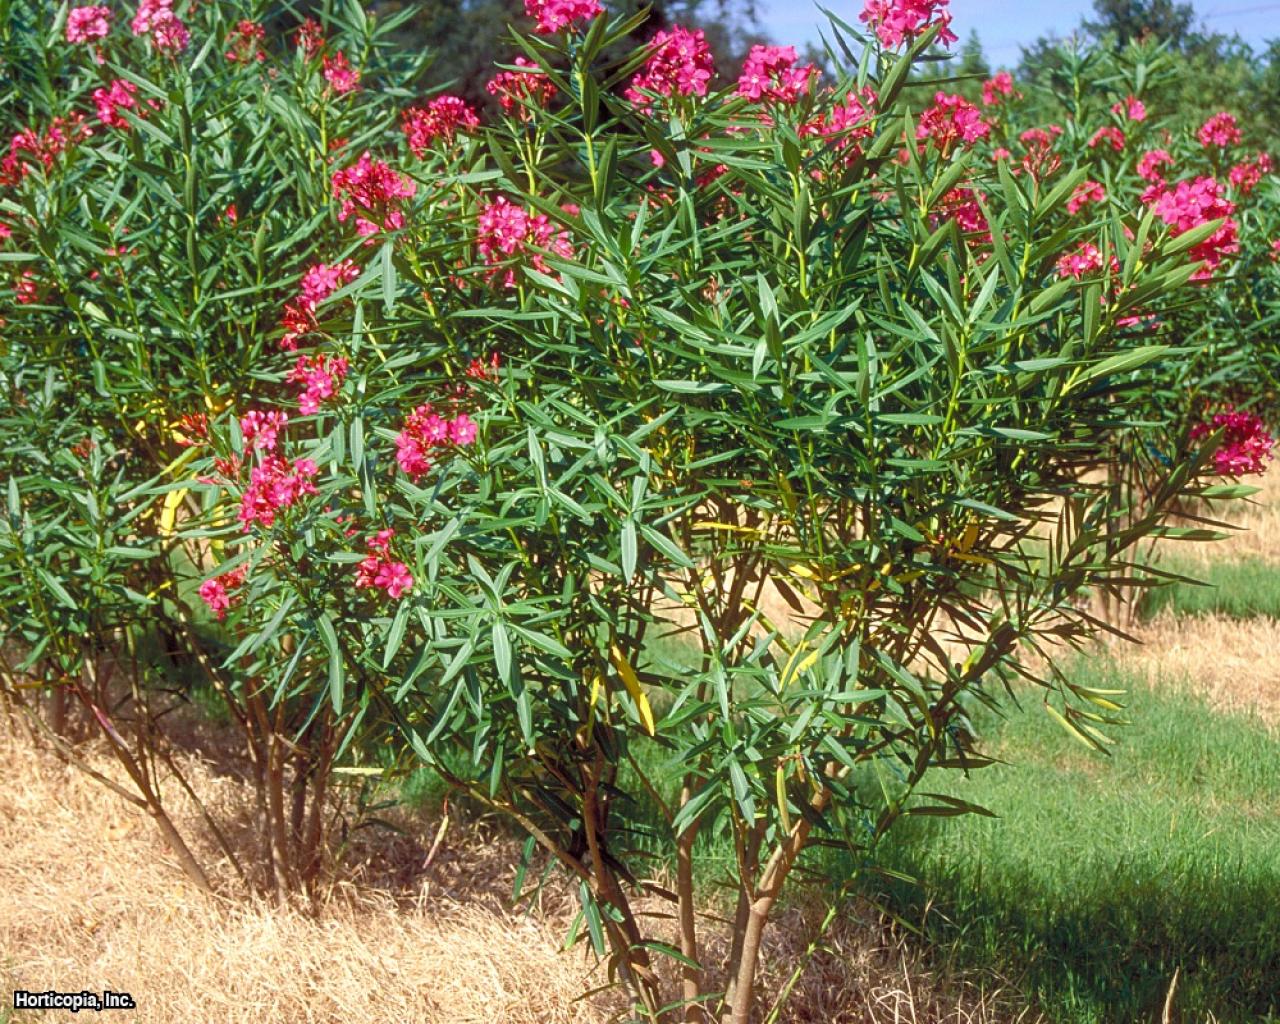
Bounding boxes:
[859,662,1280,1024]
[1139,555,1280,621]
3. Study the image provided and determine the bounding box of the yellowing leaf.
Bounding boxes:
[159,488,187,538]
[609,642,655,736]
[780,642,820,688]
[589,671,603,711]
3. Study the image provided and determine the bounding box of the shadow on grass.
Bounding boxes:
[854,668,1280,1024]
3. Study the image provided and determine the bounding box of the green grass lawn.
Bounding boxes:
[1140,555,1280,620]
[859,661,1280,1023]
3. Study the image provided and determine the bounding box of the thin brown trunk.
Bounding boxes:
[675,799,705,1023]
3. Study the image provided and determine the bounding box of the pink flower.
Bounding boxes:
[1198,112,1241,149]
[1055,241,1104,279]
[1228,152,1272,196]
[916,92,988,153]
[199,567,247,621]
[67,5,111,43]
[448,413,477,445]
[1272,239,1280,261]
[93,79,140,129]
[354,530,413,599]
[930,187,988,240]
[487,58,557,117]
[288,354,349,414]
[1111,95,1146,121]
[330,152,416,238]
[981,71,1015,106]
[1088,126,1125,152]
[475,196,574,288]
[279,259,360,350]
[1192,407,1274,476]
[799,87,877,153]
[131,0,187,52]
[1148,175,1238,280]
[295,18,324,56]
[14,270,39,304]
[1,117,90,186]
[225,19,266,63]
[1066,180,1105,215]
[130,0,168,34]
[860,0,956,49]
[736,45,819,104]
[402,95,480,155]
[323,51,361,94]
[238,456,319,530]
[524,0,602,34]
[1137,148,1173,183]
[395,405,479,479]
[625,26,715,107]
[239,409,288,452]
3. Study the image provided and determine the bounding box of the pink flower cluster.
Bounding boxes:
[402,96,480,155]
[981,71,1016,107]
[354,530,413,599]
[625,27,715,106]
[1111,95,1146,122]
[1137,148,1174,183]
[66,5,111,43]
[1,117,89,186]
[475,196,574,287]
[238,455,319,530]
[331,152,416,238]
[1228,152,1272,196]
[225,19,266,63]
[1198,112,1241,149]
[323,52,360,94]
[295,18,325,56]
[240,409,289,451]
[199,566,247,621]
[280,259,360,350]
[916,92,988,153]
[1088,126,1125,152]
[736,46,818,104]
[800,88,877,152]
[1192,408,1274,476]
[1066,180,1105,215]
[395,405,477,479]
[1148,176,1238,280]
[860,0,956,49]
[288,354,349,414]
[524,0,602,34]
[130,0,188,53]
[1056,241,1104,280]
[93,80,142,129]
[1007,125,1062,181]
[930,187,988,239]
[487,58,557,117]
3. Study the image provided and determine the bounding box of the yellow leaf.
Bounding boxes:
[589,671,603,711]
[960,523,979,553]
[780,642,820,688]
[159,488,187,538]
[775,764,792,834]
[609,642,655,736]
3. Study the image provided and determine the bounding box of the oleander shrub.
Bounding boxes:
[0,0,1272,1018]
[0,0,434,894]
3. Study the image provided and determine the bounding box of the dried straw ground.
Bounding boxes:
[3,481,1275,1024]
[0,719,1038,1024]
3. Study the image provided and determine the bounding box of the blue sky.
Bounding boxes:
[760,1,1280,64]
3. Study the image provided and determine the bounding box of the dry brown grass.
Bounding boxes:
[1108,612,1280,726]
[0,719,1040,1024]
[1164,474,1280,568]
